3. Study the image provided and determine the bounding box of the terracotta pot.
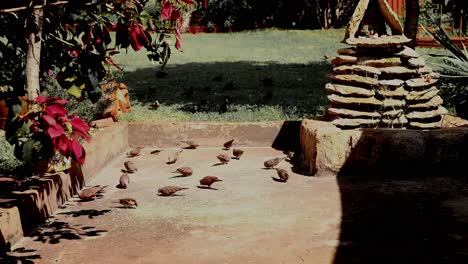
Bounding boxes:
[101,80,131,121]
[35,151,72,173]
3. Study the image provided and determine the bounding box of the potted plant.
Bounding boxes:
[5,95,91,173]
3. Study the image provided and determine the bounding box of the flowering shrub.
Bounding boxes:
[6,96,91,165]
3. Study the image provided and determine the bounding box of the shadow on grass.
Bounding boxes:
[117,61,330,118]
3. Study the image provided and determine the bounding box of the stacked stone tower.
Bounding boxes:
[326,0,446,129]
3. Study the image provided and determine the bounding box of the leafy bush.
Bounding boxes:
[422,14,468,118]
[191,0,358,31]
[0,131,24,176]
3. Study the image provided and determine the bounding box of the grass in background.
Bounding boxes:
[113,28,346,122]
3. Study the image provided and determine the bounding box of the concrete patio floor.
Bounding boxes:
[7,147,468,264]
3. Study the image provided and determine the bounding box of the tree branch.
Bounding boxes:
[0,0,103,13]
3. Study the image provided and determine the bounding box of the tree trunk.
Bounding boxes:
[25,8,43,100]
[404,0,420,49]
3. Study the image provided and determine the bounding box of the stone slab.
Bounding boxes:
[300,119,468,177]
[127,122,298,149]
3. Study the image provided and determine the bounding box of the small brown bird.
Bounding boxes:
[264,157,286,169]
[118,172,130,189]
[124,160,138,173]
[233,148,244,160]
[181,140,199,149]
[158,186,189,196]
[148,100,160,110]
[223,139,235,150]
[199,176,223,188]
[167,150,183,164]
[275,168,289,182]
[172,166,193,177]
[119,198,138,208]
[216,154,230,164]
[127,146,143,157]
[78,185,108,201]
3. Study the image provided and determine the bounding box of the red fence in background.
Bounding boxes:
[386,0,406,16]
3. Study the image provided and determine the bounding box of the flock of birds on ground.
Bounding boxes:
[77,139,294,209]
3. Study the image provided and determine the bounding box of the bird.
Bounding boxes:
[148,100,160,110]
[223,139,235,150]
[124,160,138,173]
[181,140,199,149]
[167,150,183,164]
[118,172,129,189]
[158,186,189,196]
[119,198,138,208]
[264,157,286,169]
[233,148,244,160]
[78,185,108,201]
[274,168,289,182]
[172,166,193,177]
[216,154,230,164]
[127,146,143,157]
[199,176,223,188]
[150,149,162,155]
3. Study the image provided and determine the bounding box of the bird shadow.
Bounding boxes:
[182,146,197,150]
[150,150,162,155]
[169,175,190,179]
[212,163,227,167]
[115,184,127,189]
[271,177,287,183]
[114,206,137,209]
[157,194,187,197]
[222,148,231,151]
[197,186,218,190]
[58,209,111,219]
[231,157,240,160]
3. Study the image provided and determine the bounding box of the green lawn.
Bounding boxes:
[112,28,347,122]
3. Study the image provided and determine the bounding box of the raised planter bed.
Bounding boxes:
[0,122,128,247]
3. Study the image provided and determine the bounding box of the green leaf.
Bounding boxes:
[21,140,35,163]
[67,83,86,99]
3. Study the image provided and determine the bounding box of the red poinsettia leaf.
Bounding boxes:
[55,135,69,155]
[47,97,69,105]
[70,115,91,142]
[36,95,47,104]
[42,114,57,126]
[129,23,149,51]
[107,23,118,32]
[45,105,68,117]
[161,1,172,20]
[71,138,86,164]
[171,9,181,21]
[45,123,64,139]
